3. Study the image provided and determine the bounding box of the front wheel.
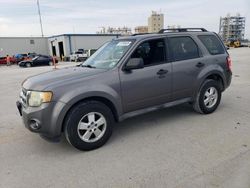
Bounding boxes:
[25,62,31,68]
[64,101,114,151]
[193,79,222,114]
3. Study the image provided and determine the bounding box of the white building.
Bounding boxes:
[0,34,120,58]
[0,37,48,57]
[48,34,120,58]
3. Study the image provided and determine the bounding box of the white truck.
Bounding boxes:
[69,49,97,62]
[69,51,88,62]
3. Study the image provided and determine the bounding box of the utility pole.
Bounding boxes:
[37,0,44,37]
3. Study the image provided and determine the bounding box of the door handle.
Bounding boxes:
[196,62,205,68]
[157,69,168,75]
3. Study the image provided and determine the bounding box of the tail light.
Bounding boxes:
[226,56,232,72]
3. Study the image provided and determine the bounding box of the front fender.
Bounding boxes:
[53,84,122,133]
[61,85,121,113]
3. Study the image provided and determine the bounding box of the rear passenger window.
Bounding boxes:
[198,35,225,55]
[168,37,200,61]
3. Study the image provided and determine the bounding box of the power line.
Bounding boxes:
[36,0,44,37]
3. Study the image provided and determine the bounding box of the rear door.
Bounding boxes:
[167,36,203,100]
[119,38,172,113]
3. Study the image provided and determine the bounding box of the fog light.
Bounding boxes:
[30,119,41,130]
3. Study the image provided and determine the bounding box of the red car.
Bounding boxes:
[0,56,17,65]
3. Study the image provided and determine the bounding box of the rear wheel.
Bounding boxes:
[193,79,221,114]
[64,101,114,151]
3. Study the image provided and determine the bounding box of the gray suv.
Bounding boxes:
[16,28,232,151]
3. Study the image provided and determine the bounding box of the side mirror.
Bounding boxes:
[124,58,144,71]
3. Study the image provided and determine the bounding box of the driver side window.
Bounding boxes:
[37,56,45,61]
[131,39,166,66]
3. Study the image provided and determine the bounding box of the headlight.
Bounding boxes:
[27,91,53,107]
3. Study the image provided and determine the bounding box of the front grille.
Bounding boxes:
[20,88,28,108]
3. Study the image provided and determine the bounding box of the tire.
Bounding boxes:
[26,62,31,68]
[64,101,114,151]
[193,79,221,114]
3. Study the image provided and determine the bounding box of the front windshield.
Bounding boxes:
[81,40,133,69]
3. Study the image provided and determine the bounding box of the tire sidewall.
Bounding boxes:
[26,63,31,67]
[198,80,221,114]
[65,101,114,151]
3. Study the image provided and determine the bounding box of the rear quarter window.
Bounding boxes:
[198,35,225,55]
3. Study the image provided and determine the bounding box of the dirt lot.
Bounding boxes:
[0,48,250,188]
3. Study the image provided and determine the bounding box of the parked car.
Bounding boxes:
[27,53,38,59]
[69,51,88,62]
[0,56,17,65]
[17,28,232,151]
[14,54,28,62]
[18,55,58,67]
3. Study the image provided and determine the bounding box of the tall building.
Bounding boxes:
[134,26,148,34]
[219,13,246,42]
[148,11,164,33]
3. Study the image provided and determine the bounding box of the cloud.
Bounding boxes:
[0,0,249,38]
[0,17,11,31]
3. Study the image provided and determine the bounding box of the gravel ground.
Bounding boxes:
[0,48,250,188]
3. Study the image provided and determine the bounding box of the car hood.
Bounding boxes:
[22,66,107,91]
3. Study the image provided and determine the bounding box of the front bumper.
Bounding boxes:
[16,100,66,142]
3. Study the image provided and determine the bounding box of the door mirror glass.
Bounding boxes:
[125,58,144,70]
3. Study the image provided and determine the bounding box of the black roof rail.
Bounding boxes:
[158,28,208,33]
[131,33,152,36]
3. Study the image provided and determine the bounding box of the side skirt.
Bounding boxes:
[119,97,191,121]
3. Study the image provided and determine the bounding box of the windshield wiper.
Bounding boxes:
[80,64,96,68]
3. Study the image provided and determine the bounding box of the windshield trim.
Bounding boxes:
[32,56,39,61]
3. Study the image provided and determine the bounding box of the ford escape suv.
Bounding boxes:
[16,28,232,151]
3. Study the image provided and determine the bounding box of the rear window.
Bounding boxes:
[198,35,225,55]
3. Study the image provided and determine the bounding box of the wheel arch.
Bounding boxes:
[205,73,224,91]
[193,70,226,101]
[61,96,119,133]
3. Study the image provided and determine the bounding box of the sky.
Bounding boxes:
[0,0,249,38]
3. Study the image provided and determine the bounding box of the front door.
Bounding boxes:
[120,38,172,113]
[35,56,48,66]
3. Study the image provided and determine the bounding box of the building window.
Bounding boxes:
[30,40,35,45]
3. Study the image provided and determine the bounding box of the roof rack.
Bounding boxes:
[158,28,208,33]
[132,33,152,36]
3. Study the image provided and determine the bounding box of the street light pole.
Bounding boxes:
[37,0,44,37]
